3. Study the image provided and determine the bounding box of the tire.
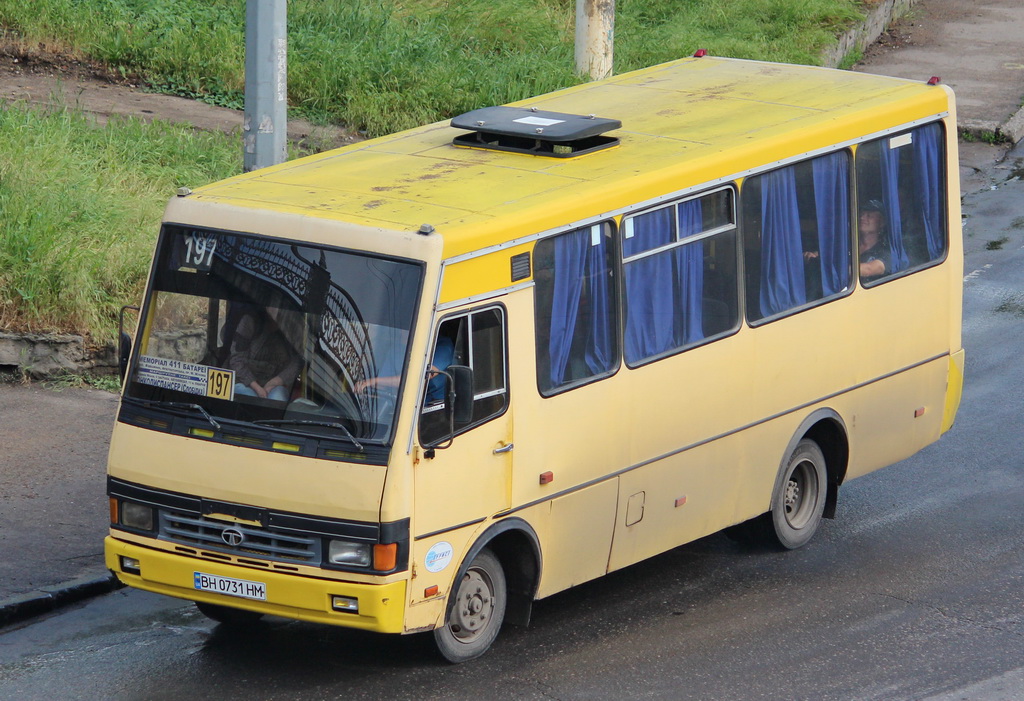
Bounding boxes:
[195,601,264,625]
[768,439,828,550]
[433,548,507,663]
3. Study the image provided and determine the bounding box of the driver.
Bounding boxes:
[356,336,455,404]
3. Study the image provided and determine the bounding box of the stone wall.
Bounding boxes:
[0,332,117,378]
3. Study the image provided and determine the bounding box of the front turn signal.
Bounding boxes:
[373,543,398,571]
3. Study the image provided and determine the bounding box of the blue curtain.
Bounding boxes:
[585,227,614,375]
[624,209,675,363]
[913,125,944,261]
[676,200,704,343]
[548,230,587,386]
[548,227,613,387]
[760,167,806,317]
[812,153,851,296]
[879,142,910,272]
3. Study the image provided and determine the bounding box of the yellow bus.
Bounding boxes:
[106,54,964,662]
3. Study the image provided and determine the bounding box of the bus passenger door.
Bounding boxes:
[414,306,512,538]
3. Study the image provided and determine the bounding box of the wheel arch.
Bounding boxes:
[450,517,542,628]
[784,408,850,520]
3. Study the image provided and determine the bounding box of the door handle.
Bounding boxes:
[493,442,514,454]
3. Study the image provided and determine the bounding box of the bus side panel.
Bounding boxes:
[534,480,618,599]
[607,435,745,573]
[843,356,948,481]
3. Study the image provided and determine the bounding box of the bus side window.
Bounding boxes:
[854,122,947,283]
[419,307,508,446]
[621,188,739,366]
[742,150,853,322]
[534,223,618,394]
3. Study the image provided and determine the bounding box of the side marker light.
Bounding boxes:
[927,76,941,85]
[693,49,708,58]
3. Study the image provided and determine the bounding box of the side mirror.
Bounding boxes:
[118,331,132,381]
[448,365,474,424]
[118,305,140,381]
[422,365,474,452]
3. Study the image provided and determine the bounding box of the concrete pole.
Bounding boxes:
[243,0,287,172]
[575,0,615,80]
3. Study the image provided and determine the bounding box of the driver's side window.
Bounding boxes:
[418,307,508,446]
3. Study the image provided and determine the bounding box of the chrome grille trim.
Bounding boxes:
[159,509,321,564]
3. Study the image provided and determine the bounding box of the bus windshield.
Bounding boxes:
[125,225,423,444]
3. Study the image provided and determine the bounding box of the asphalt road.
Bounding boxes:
[1,145,1022,700]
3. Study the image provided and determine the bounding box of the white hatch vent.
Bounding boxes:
[451,106,621,158]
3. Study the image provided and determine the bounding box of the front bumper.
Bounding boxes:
[105,536,406,633]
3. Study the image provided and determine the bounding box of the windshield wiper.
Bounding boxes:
[253,419,364,451]
[122,396,222,430]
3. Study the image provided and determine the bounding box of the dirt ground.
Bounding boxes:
[0,36,358,150]
[859,0,972,59]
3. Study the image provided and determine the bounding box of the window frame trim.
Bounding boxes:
[416,303,511,444]
[740,146,858,328]
[854,121,951,290]
[533,221,622,398]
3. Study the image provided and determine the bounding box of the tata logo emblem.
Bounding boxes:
[221,527,245,547]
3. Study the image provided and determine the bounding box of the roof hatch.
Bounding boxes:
[450,106,621,158]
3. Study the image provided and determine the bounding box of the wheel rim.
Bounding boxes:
[784,459,819,530]
[449,566,495,643]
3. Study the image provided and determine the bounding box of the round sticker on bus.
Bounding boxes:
[425,542,454,573]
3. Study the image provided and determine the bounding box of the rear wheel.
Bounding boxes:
[768,439,828,549]
[195,601,264,625]
[433,548,506,663]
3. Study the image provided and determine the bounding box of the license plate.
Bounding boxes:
[194,572,266,601]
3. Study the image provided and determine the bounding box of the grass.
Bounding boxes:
[0,99,241,341]
[41,370,122,392]
[0,0,864,137]
[0,0,868,343]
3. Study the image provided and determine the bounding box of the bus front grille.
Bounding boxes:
[159,510,321,565]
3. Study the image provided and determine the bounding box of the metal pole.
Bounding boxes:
[244,0,287,172]
[575,0,615,80]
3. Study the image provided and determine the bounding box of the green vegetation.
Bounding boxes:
[0,101,241,340]
[0,0,867,343]
[41,370,122,392]
[0,0,863,136]
[959,127,1008,145]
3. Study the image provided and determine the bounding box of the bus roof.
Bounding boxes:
[191,56,950,259]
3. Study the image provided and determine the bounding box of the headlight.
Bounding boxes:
[327,539,371,567]
[120,501,154,531]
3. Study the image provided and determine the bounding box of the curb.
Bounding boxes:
[959,106,1024,145]
[0,572,124,628]
[1001,105,1024,145]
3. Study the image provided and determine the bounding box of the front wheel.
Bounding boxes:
[768,439,828,550]
[433,548,507,663]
